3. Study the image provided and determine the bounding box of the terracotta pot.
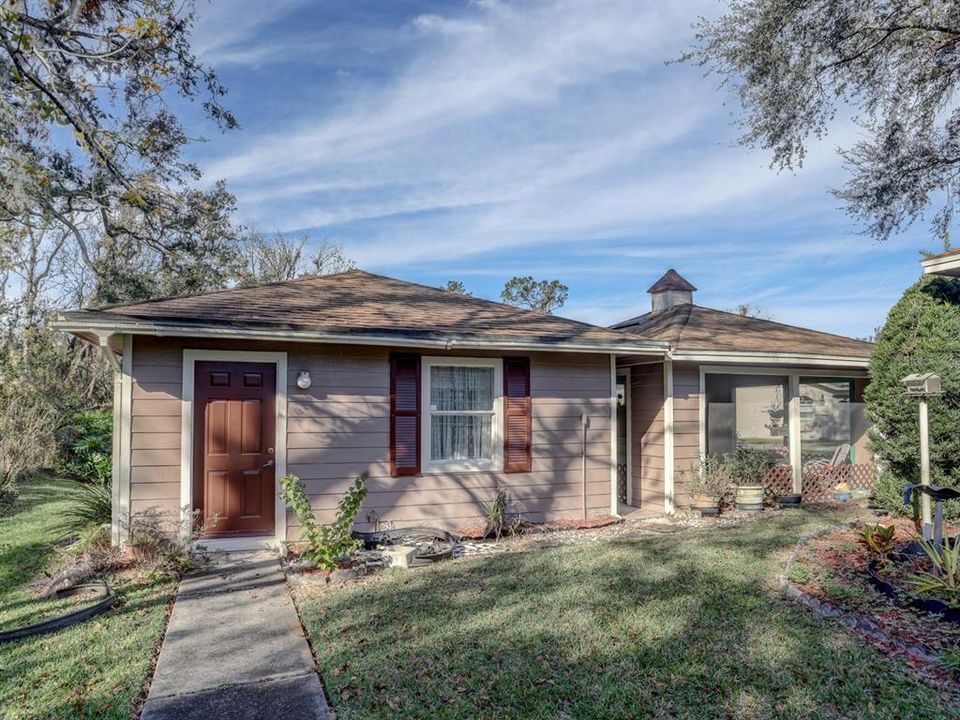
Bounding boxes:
[735,485,765,512]
[691,493,718,516]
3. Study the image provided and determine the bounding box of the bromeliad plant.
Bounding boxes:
[856,524,897,559]
[280,472,368,570]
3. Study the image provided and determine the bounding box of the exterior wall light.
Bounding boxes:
[296,371,312,390]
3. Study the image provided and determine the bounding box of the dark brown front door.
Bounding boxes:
[194,361,276,536]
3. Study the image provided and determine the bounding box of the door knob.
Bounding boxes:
[262,459,275,468]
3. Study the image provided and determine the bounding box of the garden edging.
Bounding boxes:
[778,524,942,667]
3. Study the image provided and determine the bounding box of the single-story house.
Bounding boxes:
[52,268,874,548]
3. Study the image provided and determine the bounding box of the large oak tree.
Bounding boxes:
[1,0,235,250]
[682,1,960,244]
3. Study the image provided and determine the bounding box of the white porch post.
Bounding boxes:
[111,334,133,546]
[110,353,122,545]
[610,355,618,516]
[788,374,802,494]
[663,359,675,514]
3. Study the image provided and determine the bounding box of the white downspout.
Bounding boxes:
[581,412,588,521]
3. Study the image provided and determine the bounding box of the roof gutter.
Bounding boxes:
[50,315,670,356]
[668,349,870,369]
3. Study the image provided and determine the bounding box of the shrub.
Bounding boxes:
[279,473,368,570]
[481,489,523,539]
[689,454,733,499]
[0,380,54,499]
[125,506,213,573]
[0,479,18,515]
[0,331,111,501]
[727,446,777,486]
[482,490,509,539]
[59,409,112,484]
[54,479,112,538]
[866,275,960,519]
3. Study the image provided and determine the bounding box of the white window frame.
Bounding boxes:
[421,356,503,474]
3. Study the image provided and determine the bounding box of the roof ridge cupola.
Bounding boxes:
[647,269,696,314]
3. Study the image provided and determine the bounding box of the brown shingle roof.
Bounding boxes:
[928,248,960,260]
[647,269,697,293]
[65,270,644,348]
[612,304,873,359]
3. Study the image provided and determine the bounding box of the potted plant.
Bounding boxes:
[728,446,772,512]
[688,454,732,516]
[833,481,852,501]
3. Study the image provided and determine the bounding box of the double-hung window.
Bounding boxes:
[421,357,502,472]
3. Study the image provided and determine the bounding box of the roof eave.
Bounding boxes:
[668,348,871,369]
[50,313,669,356]
[922,253,960,277]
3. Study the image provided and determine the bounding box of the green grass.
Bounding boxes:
[0,476,176,719]
[296,507,960,720]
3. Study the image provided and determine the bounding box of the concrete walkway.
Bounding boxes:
[141,551,332,720]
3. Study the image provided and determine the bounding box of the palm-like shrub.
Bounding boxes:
[54,479,112,538]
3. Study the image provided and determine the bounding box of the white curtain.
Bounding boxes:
[430,367,494,461]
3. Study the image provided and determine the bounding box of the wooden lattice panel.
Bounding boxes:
[762,465,794,496]
[801,463,877,503]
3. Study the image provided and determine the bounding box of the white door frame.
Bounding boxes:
[181,349,288,544]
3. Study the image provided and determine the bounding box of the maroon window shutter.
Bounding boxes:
[503,357,531,473]
[390,354,420,477]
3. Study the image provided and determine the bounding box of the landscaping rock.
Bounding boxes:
[328,568,361,585]
[380,545,418,569]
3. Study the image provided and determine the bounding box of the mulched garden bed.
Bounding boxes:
[455,514,622,540]
[785,518,960,685]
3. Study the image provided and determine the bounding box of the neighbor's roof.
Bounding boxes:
[612,304,873,360]
[922,248,960,277]
[53,270,664,353]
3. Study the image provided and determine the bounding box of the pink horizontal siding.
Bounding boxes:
[127,336,614,538]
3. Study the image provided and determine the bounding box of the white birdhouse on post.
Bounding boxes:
[902,372,942,397]
[901,372,942,539]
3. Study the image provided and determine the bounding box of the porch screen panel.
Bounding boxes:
[798,378,855,463]
[705,374,789,463]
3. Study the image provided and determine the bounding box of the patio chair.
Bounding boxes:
[802,443,851,499]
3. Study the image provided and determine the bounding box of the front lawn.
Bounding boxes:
[0,476,177,720]
[295,507,960,719]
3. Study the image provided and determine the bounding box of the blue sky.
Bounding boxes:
[181,0,935,338]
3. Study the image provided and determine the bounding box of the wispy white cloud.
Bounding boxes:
[191,0,308,65]
[190,0,927,339]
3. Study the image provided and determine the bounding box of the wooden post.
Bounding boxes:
[919,397,932,540]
